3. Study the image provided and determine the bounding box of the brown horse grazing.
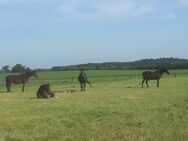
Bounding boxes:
[78,69,91,92]
[37,84,55,99]
[6,70,38,92]
[142,68,170,88]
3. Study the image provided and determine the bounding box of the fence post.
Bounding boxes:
[174,73,176,78]
[115,75,117,80]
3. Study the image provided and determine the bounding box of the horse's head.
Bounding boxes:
[31,70,38,78]
[160,68,170,75]
[80,68,84,73]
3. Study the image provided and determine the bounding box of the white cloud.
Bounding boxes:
[56,5,75,13]
[97,2,135,15]
[57,1,155,15]
[55,1,155,22]
[0,12,24,20]
[0,0,51,4]
[96,2,154,16]
[0,0,155,23]
[179,0,188,5]
[0,0,83,4]
[135,5,154,16]
[163,13,176,19]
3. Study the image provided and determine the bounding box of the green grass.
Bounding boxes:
[0,70,188,141]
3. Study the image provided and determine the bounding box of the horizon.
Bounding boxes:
[1,57,188,70]
[0,0,188,69]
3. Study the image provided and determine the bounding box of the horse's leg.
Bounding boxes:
[43,91,49,98]
[146,80,149,88]
[157,79,159,87]
[80,82,83,92]
[87,80,91,85]
[84,82,86,92]
[142,79,145,88]
[22,83,25,92]
[6,83,11,92]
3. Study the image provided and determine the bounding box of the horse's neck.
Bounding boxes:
[155,70,164,75]
[154,70,164,76]
[159,70,165,75]
[25,73,33,79]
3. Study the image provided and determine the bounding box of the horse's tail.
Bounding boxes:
[142,72,146,76]
[87,80,91,85]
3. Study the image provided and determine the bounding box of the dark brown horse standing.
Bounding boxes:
[142,68,169,88]
[78,69,91,92]
[6,70,38,92]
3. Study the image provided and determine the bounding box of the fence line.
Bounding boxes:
[29,72,188,83]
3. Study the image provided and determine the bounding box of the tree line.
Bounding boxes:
[1,64,31,73]
[51,58,188,71]
[1,58,188,73]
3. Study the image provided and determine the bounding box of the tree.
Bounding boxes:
[25,67,32,72]
[1,65,10,73]
[11,64,26,73]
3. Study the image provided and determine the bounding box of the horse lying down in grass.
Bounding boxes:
[37,84,55,99]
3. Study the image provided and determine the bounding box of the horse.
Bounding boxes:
[78,69,91,92]
[6,70,38,92]
[142,68,170,88]
[37,83,55,99]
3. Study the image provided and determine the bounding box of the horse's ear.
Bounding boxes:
[80,68,84,72]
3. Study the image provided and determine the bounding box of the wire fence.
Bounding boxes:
[29,72,188,84]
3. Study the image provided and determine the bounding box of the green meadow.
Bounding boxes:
[0,70,188,141]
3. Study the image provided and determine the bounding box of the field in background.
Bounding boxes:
[1,69,188,87]
[0,70,188,141]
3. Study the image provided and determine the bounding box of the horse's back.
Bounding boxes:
[6,74,24,84]
[37,84,54,98]
[142,71,151,77]
[142,71,160,80]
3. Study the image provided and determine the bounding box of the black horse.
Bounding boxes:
[6,70,38,92]
[142,68,169,88]
[78,69,91,92]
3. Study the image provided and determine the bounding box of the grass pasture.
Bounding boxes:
[0,70,188,141]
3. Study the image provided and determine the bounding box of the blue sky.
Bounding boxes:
[0,0,188,69]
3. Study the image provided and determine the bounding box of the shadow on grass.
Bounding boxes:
[29,97,60,100]
[29,97,38,99]
[125,122,142,128]
[0,91,8,93]
[53,90,65,93]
